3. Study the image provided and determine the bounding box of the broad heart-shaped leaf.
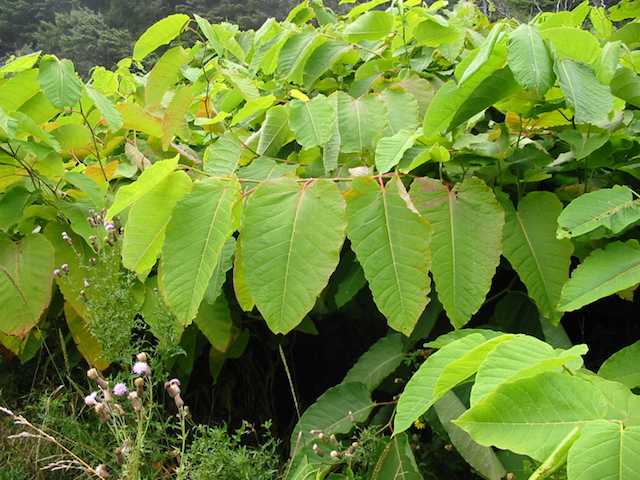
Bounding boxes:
[122,170,192,274]
[370,433,422,480]
[344,10,394,42]
[500,191,573,325]
[434,391,507,480]
[288,95,335,150]
[598,341,640,389]
[161,176,242,326]
[455,371,607,461]
[470,335,588,406]
[108,156,180,219]
[556,185,640,239]
[333,91,388,154]
[559,240,640,312]
[411,177,504,329]
[0,234,54,338]
[554,59,614,124]
[395,333,494,433]
[289,382,374,467]
[610,67,640,108]
[133,14,190,61]
[85,86,123,132]
[341,333,405,392]
[507,24,555,96]
[37,55,83,109]
[345,175,432,335]
[567,420,640,479]
[239,178,346,334]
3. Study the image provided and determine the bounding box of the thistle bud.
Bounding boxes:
[83,278,90,288]
[134,377,145,397]
[61,264,69,275]
[312,444,325,457]
[53,269,62,277]
[87,368,109,389]
[115,448,124,466]
[95,464,110,479]
[330,450,342,459]
[61,232,73,246]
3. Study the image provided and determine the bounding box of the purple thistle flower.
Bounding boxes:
[113,383,129,396]
[84,391,100,406]
[132,361,151,376]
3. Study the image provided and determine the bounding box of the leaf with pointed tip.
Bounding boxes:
[500,192,573,325]
[470,335,587,405]
[540,27,600,64]
[0,51,41,77]
[37,55,83,109]
[85,86,123,132]
[0,234,54,338]
[559,240,640,312]
[117,102,164,137]
[257,105,290,156]
[435,391,507,480]
[507,25,555,95]
[345,175,432,335]
[334,91,388,153]
[289,95,335,150]
[303,39,352,89]
[108,156,179,219]
[161,176,242,326]
[554,59,613,124]
[380,89,419,136]
[239,178,346,334]
[375,130,417,174]
[411,177,504,328]
[145,47,188,112]
[122,170,192,274]
[342,333,405,392]
[610,67,640,108]
[455,372,607,461]
[556,186,640,239]
[395,333,489,433]
[204,131,245,177]
[133,14,190,61]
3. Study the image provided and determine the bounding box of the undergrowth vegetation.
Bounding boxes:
[1,0,640,478]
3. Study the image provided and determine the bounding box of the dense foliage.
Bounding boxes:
[1,0,640,478]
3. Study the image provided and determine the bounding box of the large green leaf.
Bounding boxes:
[500,192,573,324]
[257,105,291,157]
[203,131,246,177]
[345,175,432,335]
[558,130,610,160]
[411,177,504,328]
[333,91,388,154]
[380,89,420,135]
[554,59,614,124]
[289,95,335,150]
[567,420,640,479]
[413,18,462,47]
[239,178,346,334]
[133,14,190,61]
[434,391,506,480]
[108,156,180,219]
[370,433,423,480]
[341,333,405,392]
[344,11,394,42]
[374,129,417,174]
[277,26,320,79]
[161,176,242,326]
[37,55,83,109]
[116,102,164,138]
[289,382,375,470]
[598,341,640,389]
[0,234,54,338]
[556,186,640,239]
[0,106,18,139]
[455,371,607,461]
[0,69,40,112]
[470,335,587,405]
[145,46,188,112]
[540,27,600,64]
[122,170,192,274]
[302,38,352,89]
[559,241,640,312]
[203,237,236,305]
[85,86,123,132]
[610,67,640,108]
[394,333,490,433]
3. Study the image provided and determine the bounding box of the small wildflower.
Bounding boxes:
[95,464,110,479]
[330,450,342,459]
[113,383,128,396]
[132,361,150,376]
[61,264,69,275]
[104,221,116,232]
[61,231,73,246]
[89,236,99,252]
[104,236,114,247]
[80,290,88,302]
[312,443,325,457]
[413,419,426,430]
[95,403,110,422]
[115,448,124,466]
[89,257,96,266]
[83,278,90,288]
[53,269,62,277]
